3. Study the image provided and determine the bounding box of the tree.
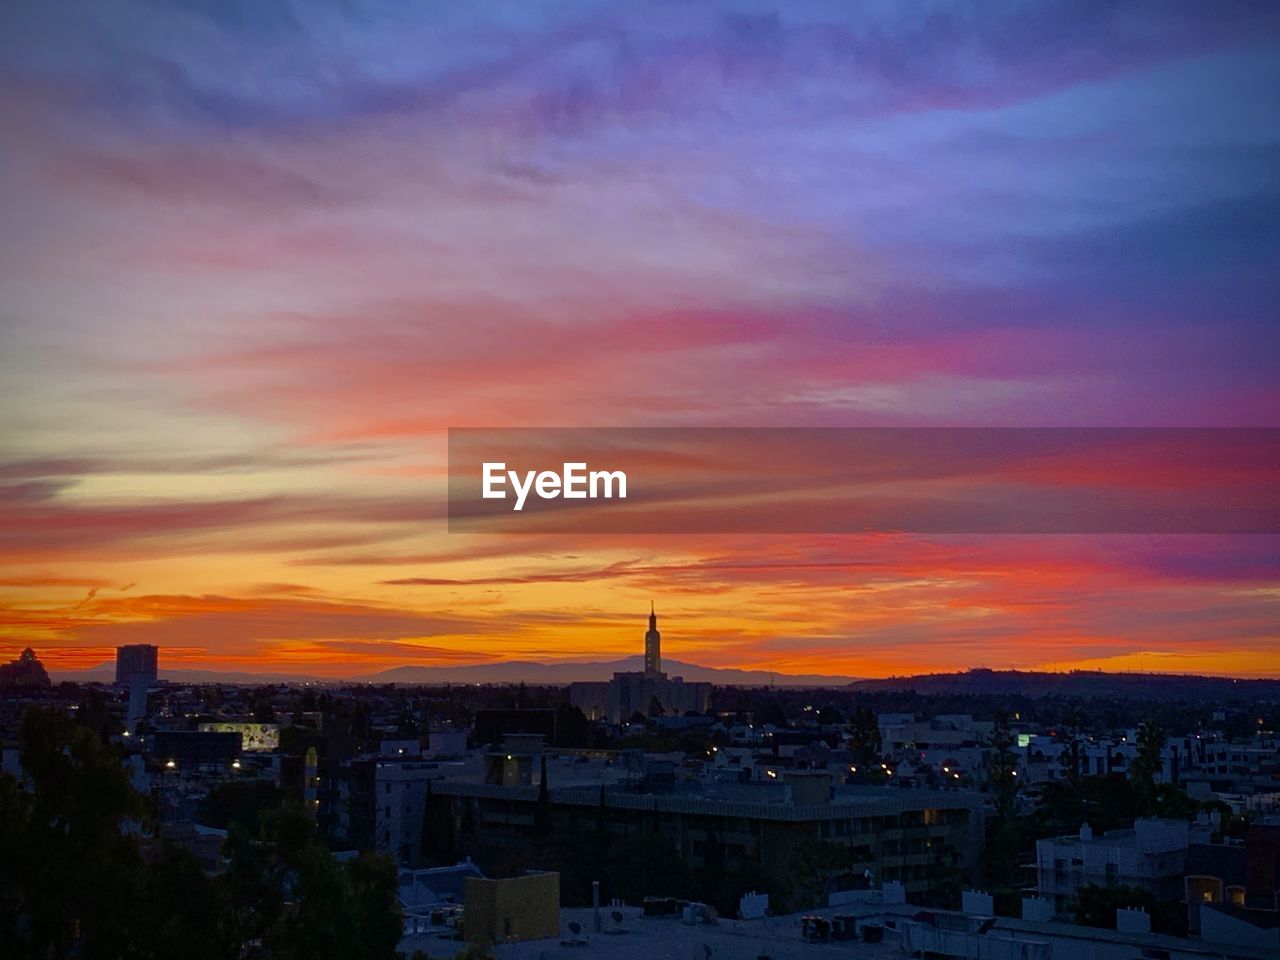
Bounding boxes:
[1058,737,1083,787]
[647,696,666,718]
[225,804,402,960]
[535,755,551,834]
[847,707,882,769]
[1131,720,1166,809]
[422,786,457,865]
[199,779,287,833]
[1,707,404,960]
[595,784,609,845]
[756,699,788,729]
[1057,708,1084,787]
[136,845,238,960]
[987,712,1019,822]
[0,707,150,959]
[981,712,1022,898]
[699,831,727,911]
[817,706,844,726]
[764,840,850,914]
[252,690,277,724]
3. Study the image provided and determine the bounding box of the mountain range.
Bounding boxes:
[44,661,1280,697]
[48,656,854,687]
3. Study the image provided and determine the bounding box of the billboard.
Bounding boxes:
[198,721,280,752]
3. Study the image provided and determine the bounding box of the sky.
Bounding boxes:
[1,0,1278,678]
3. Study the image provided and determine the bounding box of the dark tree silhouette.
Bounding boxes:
[0,707,403,960]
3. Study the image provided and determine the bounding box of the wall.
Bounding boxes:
[464,872,560,947]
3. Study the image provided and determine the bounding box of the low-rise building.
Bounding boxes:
[1036,819,1194,914]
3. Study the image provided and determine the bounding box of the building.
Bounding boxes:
[1036,819,1195,914]
[373,759,444,861]
[896,895,1279,960]
[397,860,485,934]
[115,644,158,686]
[571,671,712,724]
[428,892,1280,960]
[0,648,51,688]
[569,607,711,722]
[399,860,485,911]
[428,772,983,902]
[644,601,661,674]
[463,872,560,948]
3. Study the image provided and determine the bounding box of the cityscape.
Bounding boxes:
[3,611,1279,958]
[3,1,1280,959]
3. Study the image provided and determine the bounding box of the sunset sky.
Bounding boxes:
[2,1,1278,678]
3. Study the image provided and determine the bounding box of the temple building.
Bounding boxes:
[570,606,711,722]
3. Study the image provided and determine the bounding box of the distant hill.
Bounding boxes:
[364,657,854,687]
[49,657,853,687]
[849,668,1280,701]
[49,663,330,685]
[47,662,1279,696]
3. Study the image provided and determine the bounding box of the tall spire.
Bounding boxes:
[644,603,661,674]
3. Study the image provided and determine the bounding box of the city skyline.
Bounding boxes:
[2,1,1279,679]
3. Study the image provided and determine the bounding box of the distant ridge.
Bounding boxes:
[49,664,330,685]
[49,657,854,688]
[849,668,1280,700]
[363,657,852,687]
[46,663,1280,695]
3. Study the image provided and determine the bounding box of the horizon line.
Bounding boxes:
[41,657,1280,685]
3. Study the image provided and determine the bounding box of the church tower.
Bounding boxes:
[644,602,662,674]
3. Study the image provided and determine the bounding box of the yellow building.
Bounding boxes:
[463,872,560,947]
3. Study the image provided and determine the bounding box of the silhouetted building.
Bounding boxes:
[0,647,51,688]
[644,601,661,674]
[115,644,158,686]
[570,607,711,722]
